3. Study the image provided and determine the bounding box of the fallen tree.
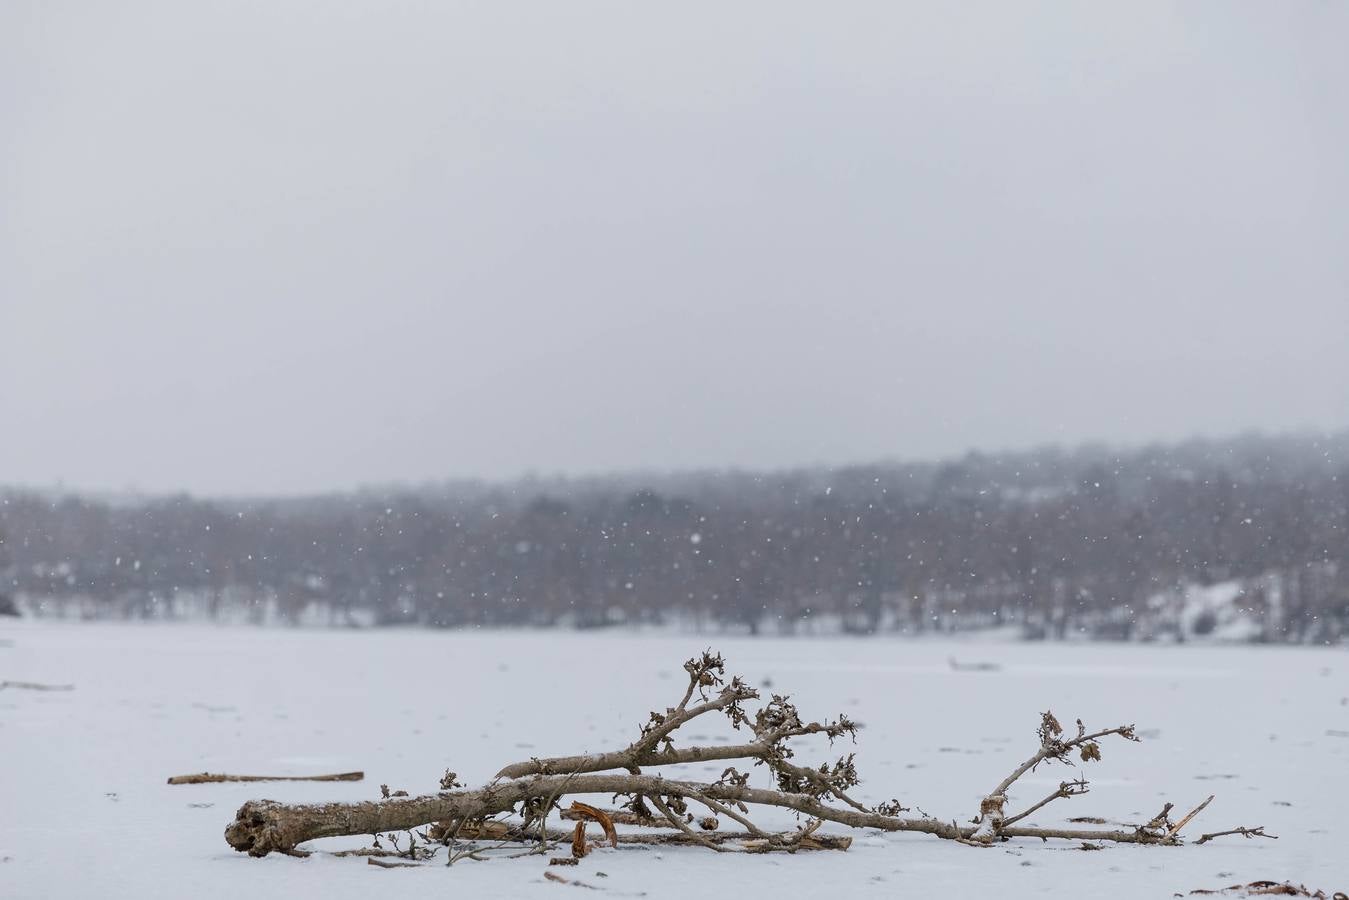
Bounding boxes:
[224,651,1263,861]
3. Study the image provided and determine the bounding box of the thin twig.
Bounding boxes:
[990,717,1137,800]
[646,793,729,852]
[1195,826,1276,845]
[685,792,767,837]
[1001,779,1089,828]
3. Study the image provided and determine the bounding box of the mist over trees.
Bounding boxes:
[3,432,1346,643]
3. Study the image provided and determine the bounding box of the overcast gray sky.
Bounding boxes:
[2,1,1346,496]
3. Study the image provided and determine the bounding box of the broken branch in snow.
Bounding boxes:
[169,771,363,785]
[1194,826,1278,845]
[223,650,1261,862]
[1167,795,1215,840]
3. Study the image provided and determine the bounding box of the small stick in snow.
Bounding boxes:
[1166,795,1215,840]
[167,771,363,785]
[366,857,419,869]
[0,680,74,691]
[948,657,1001,672]
[1194,826,1277,845]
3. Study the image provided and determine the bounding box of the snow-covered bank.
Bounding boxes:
[2,622,1345,898]
[14,569,1344,647]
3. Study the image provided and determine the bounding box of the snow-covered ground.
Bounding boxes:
[2,622,1346,898]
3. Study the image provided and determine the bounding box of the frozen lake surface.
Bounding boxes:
[2,622,1346,898]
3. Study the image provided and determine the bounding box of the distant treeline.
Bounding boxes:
[2,432,1347,642]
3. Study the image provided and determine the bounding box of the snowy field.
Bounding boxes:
[2,622,1346,899]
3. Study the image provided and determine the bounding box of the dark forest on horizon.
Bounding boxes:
[3,431,1347,643]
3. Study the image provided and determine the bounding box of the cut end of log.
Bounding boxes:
[225,801,290,857]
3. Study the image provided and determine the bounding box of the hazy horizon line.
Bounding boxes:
[4,424,1345,504]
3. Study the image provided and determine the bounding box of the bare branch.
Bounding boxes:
[496,741,770,780]
[1166,795,1215,840]
[971,711,1140,840]
[1001,779,1089,828]
[645,792,728,853]
[497,652,758,779]
[1194,826,1277,844]
[989,713,1138,801]
[169,771,362,785]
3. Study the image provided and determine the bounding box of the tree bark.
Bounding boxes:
[225,774,943,856]
[225,772,1188,858]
